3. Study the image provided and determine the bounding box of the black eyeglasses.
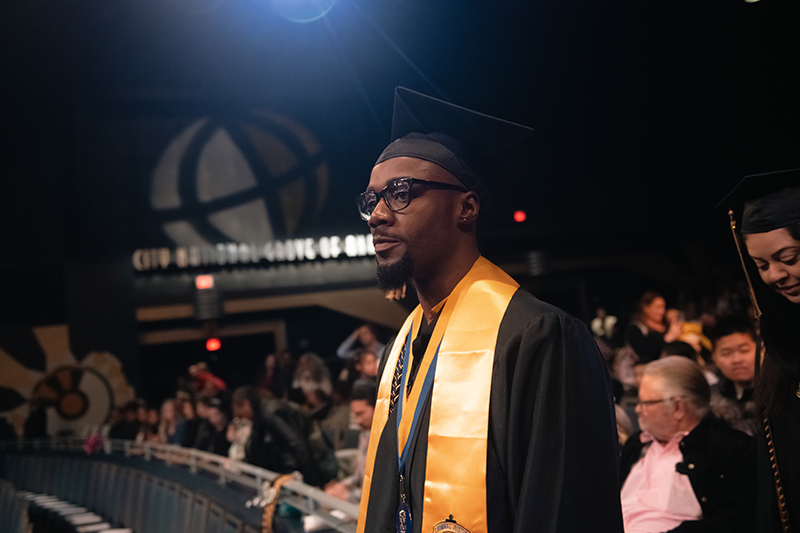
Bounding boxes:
[356,177,468,221]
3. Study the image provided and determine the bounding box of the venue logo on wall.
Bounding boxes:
[0,325,135,437]
[133,234,375,272]
[149,109,329,249]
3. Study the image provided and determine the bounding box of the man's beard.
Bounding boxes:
[376,253,414,292]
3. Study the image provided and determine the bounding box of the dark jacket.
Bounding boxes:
[621,416,756,533]
[244,413,315,480]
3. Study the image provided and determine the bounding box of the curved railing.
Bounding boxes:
[0,438,359,533]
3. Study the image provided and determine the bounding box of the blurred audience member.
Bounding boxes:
[612,345,640,391]
[257,354,278,394]
[356,350,379,379]
[710,317,757,435]
[106,407,125,440]
[323,385,351,451]
[272,350,295,400]
[627,292,683,364]
[135,399,148,429]
[227,414,252,463]
[137,407,160,443]
[661,341,719,386]
[231,386,316,480]
[194,395,231,456]
[339,349,380,393]
[336,324,385,362]
[620,357,755,533]
[116,402,140,440]
[291,352,333,407]
[181,399,200,448]
[592,306,619,343]
[326,380,376,503]
[158,399,185,445]
[189,362,227,396]
[615,405,634,446]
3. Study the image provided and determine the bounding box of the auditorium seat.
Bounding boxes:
[2,452,298,533]
[0,480,30,533]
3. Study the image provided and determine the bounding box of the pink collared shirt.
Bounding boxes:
[621,432,703,533]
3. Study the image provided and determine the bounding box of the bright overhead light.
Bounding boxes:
[272,0,336,23]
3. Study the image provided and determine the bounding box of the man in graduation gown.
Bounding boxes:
[355,87,623,533]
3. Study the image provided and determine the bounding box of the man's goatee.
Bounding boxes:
[377,253,414,292]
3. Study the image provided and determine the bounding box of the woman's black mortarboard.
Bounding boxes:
[375,87,535,207]
[718,168,800,361]
[718,168,800,234]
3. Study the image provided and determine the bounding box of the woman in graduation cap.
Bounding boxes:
[722,168,800,533]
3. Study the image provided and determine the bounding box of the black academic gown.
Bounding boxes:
[361,289,624,533]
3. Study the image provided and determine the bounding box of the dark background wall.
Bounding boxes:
[0,0,798,402]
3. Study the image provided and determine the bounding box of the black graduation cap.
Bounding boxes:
[718,168,800,234]
[375,87,535,204]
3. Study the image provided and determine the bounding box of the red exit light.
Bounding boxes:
[513,210,527,223]
[206,338,221,351]
[196,275,214,290]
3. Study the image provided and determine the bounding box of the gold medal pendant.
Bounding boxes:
[433,515,470,533]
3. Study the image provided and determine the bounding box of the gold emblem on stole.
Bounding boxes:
[433,515,470,533]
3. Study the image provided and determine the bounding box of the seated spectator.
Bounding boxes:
[325,380,376,503]
[615,404,634,446]
[336,324,385,362]
[189,362,227,396]
[661,341,719,386]
[322,386,351,451]
[627,292,683,364]
[257,354,278,395]
[621,356,755,533]
[194,395,231,456]
[337,349,380,399]
[180,398,200,448]
[231,386,316,481]
[192,396,211,448]
[137,407,160,443]
[135,399,148,432]
[662,340,699,361]
[592,306,619,343]
[115,401,140,440]
[107,406,127,440]
[157,399,185,445]
[710,317,758,435]
[355,350,378,379]
[290,352,333,407]
[104,407,123,437]
[227,415,252,463]
[271,350,295,400]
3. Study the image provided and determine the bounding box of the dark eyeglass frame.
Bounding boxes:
[356,177,468,221]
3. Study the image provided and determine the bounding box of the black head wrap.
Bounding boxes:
[374,87,535,209]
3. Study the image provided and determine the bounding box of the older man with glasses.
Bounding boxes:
[355,87,623,533]
[621,356,756,533]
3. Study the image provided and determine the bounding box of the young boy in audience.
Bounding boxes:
[710,317,757,434]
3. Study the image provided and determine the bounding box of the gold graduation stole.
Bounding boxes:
[357,257,518,533]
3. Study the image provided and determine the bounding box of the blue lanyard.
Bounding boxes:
[396,321,440,474]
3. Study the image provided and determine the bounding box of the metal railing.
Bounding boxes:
[0,438,359,533]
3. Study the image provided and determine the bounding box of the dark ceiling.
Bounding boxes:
[1,0,798,299]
